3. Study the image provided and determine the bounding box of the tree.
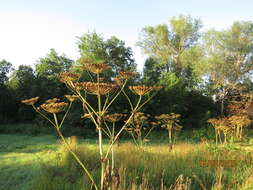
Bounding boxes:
[0,60,17,122]
[35,49,74,78]
[201,21,253,115]
[137,15,209,128]
[8,65,37,121]
[138,15,202,79]
[142,58,162,85]
[11,65,36,99]
[77,32,137,77]
[0,59,13,85]
[34,49,74,100]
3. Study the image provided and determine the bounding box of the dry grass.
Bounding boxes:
[1,134,253,190]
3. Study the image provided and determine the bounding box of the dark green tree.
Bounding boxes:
[0,59,13,85]
[77,32,137,77]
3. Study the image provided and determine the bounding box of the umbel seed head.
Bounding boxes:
[74,82,116,95]
[80,58,110,74]
[65,95,79,102]
[129,86,162,96]
[119,71,137,79]
[155,113,181,123]
[40,102,68,114]
[21,97,39,105]
[104,113,126,123]
[45,98,60,104]
[113,77,123,86]
[59,72,80,83]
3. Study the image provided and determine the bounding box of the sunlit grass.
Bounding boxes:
[1,134,253,190]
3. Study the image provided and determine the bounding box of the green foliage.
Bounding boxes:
[77,32,137,77]
[191,128,215,142]
[138,14,202,80]
[35,49,73,78]
[0,59,13,85]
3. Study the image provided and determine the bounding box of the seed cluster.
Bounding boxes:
[119,71,137,79]
[21,97,39,105]
[45,98,60,104]
[129,86,161,96]
[80,59,110,74]
[155,113,181,123]
[104,113,126,123]
[65,95,79,102]
[74,82,116,95]
[40,102,68,113]
[59,72,80,83]
[130,112,149,124]
[113,77,123,86]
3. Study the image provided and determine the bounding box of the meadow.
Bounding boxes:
[1,131,253,190]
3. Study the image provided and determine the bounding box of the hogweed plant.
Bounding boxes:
[155,113,182,151]
[124,112,156,146]
[22,58,161,190]
[21,96,98,189]
[207,118,231,144]
[103,113,126,175]
[208,92,253,144]
[228,115,251,140]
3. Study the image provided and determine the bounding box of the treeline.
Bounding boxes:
[1,15,253,134]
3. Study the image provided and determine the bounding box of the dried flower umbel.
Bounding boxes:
[45,98,60,104]
[21,96,39,105]
[81,59,111,74]
[125,112,155,146]
[59,72,80,83]
[156,113,182,151]
[113,77,123,86]
[129,86,161,96]
[119,71,137,79]
[65,95,79,102]
[40,102,68,114]
[104,113,126,123]
[74,82,116,95]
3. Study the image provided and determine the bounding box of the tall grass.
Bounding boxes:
[29,138,253,190]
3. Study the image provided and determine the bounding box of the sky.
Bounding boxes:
[0,0,252,71]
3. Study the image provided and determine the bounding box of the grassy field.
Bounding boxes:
[1,134,253,190]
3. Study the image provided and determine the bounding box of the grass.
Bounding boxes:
[0,133,253,190]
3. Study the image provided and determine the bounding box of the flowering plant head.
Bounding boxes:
[45,98,60,104]
[59,72,80,83]
[80,58,110,74]
[65,95,79,102]
[129,86,162,96]
[119,71,137,79]
[155,113,182,130]
[74,82,116,95]
[104,113,126,123]
[130,112,149,125]
[21,97,39,105]
[40,101,68,114]
[113,77,123,86]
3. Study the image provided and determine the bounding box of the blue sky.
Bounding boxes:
[0,0,252,70]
